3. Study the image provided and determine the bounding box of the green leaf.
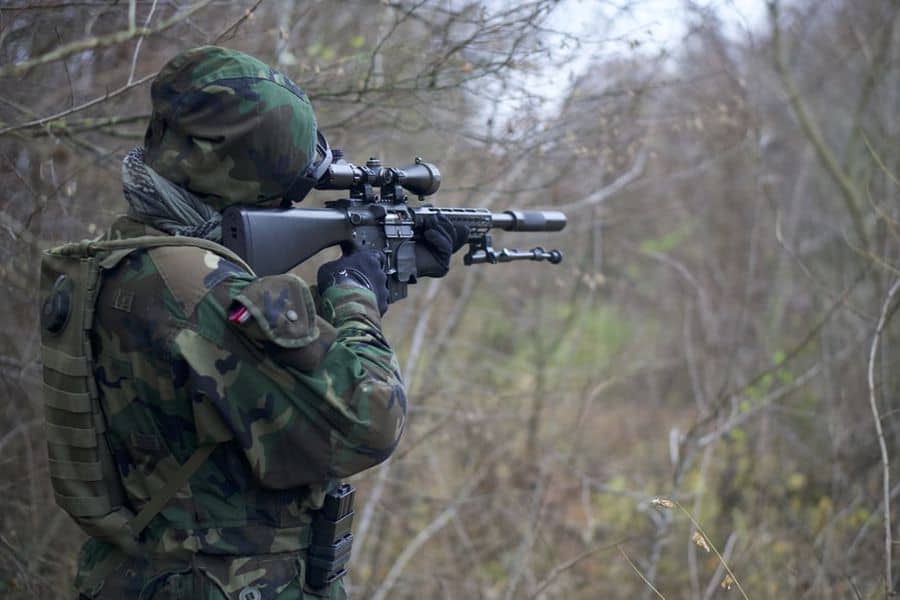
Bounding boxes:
[639,224,692,254]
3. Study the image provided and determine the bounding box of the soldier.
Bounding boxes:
[41,46,467,599]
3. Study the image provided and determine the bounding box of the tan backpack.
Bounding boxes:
[38,236,251,554]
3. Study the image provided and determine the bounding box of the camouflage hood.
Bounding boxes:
[143,45,319,210]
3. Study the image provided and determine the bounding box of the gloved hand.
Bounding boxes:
[317,248,389,316]
[414,214,470,278]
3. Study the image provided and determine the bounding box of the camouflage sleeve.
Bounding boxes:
[175,269,406,489]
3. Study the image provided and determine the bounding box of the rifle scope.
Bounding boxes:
[316,156,441,197]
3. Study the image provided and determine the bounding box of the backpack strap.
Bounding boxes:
[78,458,216,599]
[87,235,255,275]
[128,444,219,536]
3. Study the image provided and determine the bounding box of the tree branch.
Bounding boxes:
[768,0,869,250]
[554,149,647,212]
[0,72,156,137]
[868,277,900,595]
[0,0,213,79]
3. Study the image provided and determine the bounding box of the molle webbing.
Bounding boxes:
[39,234,249,545]
[40,247,119,521]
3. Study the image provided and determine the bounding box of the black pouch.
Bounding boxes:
[306,483,355,590]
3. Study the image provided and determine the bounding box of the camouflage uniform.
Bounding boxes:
[70,47,406,599]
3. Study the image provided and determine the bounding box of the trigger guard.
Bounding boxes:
[394,240,417,283]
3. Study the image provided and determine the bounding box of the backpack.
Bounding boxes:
[38,235,253,554]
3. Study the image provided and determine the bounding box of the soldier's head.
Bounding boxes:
[143,45,327,210]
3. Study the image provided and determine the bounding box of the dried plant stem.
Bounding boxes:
[668,500,749,600]
[618,545,666,599]
[868,277,900,594]
[529,539,632,599]
[702,532,738,600]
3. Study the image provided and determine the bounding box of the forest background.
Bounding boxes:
[1,0,899,598]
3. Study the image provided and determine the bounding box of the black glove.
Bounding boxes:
[317,248,389,316]
[414,214,470,278]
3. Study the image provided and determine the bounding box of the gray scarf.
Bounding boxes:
[122,146,222,241]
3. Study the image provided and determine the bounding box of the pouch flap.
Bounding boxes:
[195,553,302,600]
[234,274,318,348]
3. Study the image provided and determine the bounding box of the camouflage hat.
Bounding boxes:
[144,45,318,210]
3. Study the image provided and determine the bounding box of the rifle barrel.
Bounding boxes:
[422,207,566,232]
[490,210,567,232]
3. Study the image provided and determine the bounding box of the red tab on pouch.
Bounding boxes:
[228,305,251,324]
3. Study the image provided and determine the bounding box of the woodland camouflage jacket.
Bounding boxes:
[75,216,406,599]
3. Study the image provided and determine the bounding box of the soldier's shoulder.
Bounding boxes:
[148,245,249,318]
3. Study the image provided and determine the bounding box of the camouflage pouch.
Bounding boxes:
[228,274,336,372]
[194,553,305,600]
[195,553,348,600]
[234,274,319,347]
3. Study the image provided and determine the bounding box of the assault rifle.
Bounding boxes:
[222,150,566,304]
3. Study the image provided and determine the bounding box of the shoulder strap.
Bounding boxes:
[128,444,218,536]
[48,235,254,275]
[76,444,218,592]
[88,235,256,275]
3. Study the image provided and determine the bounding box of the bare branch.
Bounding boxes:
[768,0,869,249]
[867,277,900,595]
[0,0,214,79]
[553,149,647,212]
[369,442,515,600]
[213,0,266,44]
[0,72,156,138]
[127,0,159,84]
[529,539,634,599]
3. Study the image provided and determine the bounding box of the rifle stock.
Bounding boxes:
[223,208,354,276]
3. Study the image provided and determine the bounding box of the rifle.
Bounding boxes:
[222,151,566,304]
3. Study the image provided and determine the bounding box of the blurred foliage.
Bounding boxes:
[1,0,900,598]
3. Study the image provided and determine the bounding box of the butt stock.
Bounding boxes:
[222,207,354,276]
